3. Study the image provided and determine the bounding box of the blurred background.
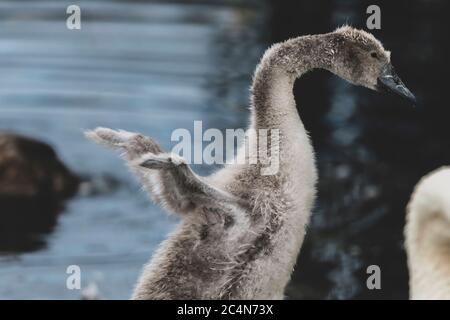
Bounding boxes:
[0,0,449,299]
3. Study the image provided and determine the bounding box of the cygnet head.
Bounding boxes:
[330,26,416,103]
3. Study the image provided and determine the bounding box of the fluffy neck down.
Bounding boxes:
[250,34,333,130]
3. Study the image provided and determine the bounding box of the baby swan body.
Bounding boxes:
[86,27,414,299]
[406,167,450,299]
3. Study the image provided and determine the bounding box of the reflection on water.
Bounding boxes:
[1,0,449,300]
[0,197,61,252]
[0,132,81,253]
[0,0,265,299]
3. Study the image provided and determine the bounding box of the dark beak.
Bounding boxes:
[376,63,416,105]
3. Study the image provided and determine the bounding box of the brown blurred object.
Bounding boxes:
[0,132,79,199]
[0,132,80,253]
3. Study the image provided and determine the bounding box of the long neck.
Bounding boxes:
[406,178,450,299]
[250,34,332,130]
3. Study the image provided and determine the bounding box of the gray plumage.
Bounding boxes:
[86,26,395,299]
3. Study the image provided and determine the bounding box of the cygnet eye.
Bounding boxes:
[370,51,378,59]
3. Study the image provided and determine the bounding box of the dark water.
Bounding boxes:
[1,0,449,299]
[273,0,450,299]
[0,0,265,299]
